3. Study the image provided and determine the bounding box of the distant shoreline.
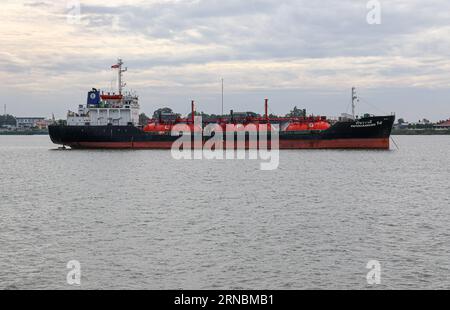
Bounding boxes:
[0,131,48,136]
[392,129,450,135]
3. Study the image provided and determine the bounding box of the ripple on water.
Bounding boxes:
[0,135,449,289]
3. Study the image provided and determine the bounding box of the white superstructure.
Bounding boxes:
[67,59,140,126]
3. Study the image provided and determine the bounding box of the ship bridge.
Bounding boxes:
[67,60,140,126]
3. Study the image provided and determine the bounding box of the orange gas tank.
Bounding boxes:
[143,123,172,133]
[312,121,331,130]
[286,123,309,131]
[286,121,330,131]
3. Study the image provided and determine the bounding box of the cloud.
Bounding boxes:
[23,1,53,8]
[1,0,450,120]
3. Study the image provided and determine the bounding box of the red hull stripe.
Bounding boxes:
[279,138,390,149]
[69,138,390,150]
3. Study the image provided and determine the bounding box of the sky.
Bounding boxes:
[1,0,449,121]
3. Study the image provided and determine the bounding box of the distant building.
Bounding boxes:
[35,119,52,130]
[394,122,410,130]
[434,119,450,129]
[16,117,45,129]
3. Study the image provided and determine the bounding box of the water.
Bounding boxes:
[0,135,449,290]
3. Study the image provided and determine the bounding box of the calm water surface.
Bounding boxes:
[0,135,449,289]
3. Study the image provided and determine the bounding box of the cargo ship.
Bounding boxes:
[49,60,395,150]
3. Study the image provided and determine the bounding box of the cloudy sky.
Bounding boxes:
[1,0,450,121]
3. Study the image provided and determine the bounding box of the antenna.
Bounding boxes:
[221,78,224,116]
[352,87,358,119]
[3,104,6,116]
[191,100,195,124]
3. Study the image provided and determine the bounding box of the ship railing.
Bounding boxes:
[327,116,341,122]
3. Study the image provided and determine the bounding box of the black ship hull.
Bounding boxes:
[49,115,395,150]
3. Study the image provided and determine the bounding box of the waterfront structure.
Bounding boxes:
[16,117,46,129]
[434,119,450,129]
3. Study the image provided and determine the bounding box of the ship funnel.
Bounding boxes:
[191,100,195,123]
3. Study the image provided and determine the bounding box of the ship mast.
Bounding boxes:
[114,59,127,95]
[191,100,196,124]
[221,78,224,116]
[351,87,358,119]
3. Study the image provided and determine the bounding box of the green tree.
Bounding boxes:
[286,106,306,117]
[187,111,220,120]
[0,114,16,126]
[139,113,150,126]
[187,111,202,118]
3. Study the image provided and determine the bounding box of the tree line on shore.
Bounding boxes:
[2,106,307,127]
[0,115,16,126]
[396,118,441,129]
[139,106,308,125]
[2,110,447,130]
